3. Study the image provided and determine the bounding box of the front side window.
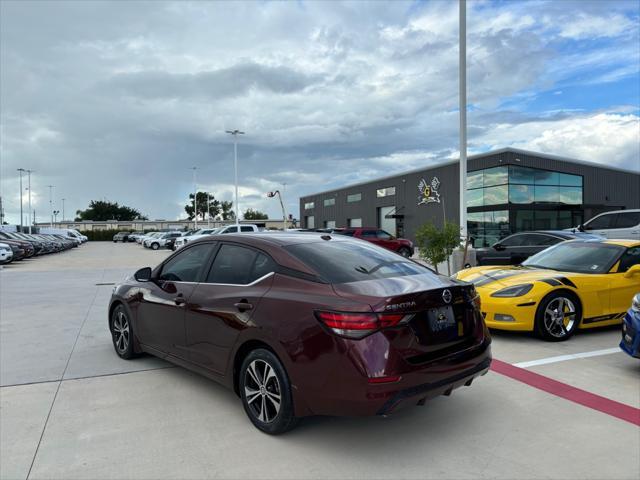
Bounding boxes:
[376,230,392,240]
[206,245,274,284]
[523,242,624,274]
[361,229,377,238]
[223,226,238,234]
[618,247,640,272]
[499,234,526,247]
[324,198,335,207]
[159,244,213,282]
[583,213,614,230]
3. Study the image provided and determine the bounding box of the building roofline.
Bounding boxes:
[300,147,640,199]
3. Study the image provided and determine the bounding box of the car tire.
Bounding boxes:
[534,291,581,342]
[398,247,411,258]
[151,243,159,250]
[239,349,298,435]
[110,305,136,359]
[113,240,118,243]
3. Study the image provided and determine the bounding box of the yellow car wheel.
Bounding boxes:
[534,291,582,342]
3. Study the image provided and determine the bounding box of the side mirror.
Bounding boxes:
[134,267,152,282]
[578,225,586,232]
[623,264,640,278]
[493,243,505,251]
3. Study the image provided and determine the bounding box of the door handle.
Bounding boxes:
[174,294,186,306]
[234,301,253,312]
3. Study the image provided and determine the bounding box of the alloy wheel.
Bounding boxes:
[244,359,282,423]
[112,311,130,354]
[543,296,576,339]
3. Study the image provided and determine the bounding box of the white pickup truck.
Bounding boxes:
[173,224,260,250]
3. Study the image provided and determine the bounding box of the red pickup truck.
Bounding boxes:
[337,228,414,257]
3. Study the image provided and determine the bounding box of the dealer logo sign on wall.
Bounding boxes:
[418,176,442,205]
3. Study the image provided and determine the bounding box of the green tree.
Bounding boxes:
[243,208,268,220]
[414,220,461,274]
[75,200,148,221]
[220,201,235,221]
[184,192,221,221]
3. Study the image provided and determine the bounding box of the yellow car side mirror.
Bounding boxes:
[623,264,640,278]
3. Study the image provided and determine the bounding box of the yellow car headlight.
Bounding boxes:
[491,284,534,298]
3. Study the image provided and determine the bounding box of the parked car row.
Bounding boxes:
[0,229,86,264]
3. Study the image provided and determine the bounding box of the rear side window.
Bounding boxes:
[240,226,254,232]
[285,240,427,284]
[206,245,275,285]
[159,244,212,282]
[614,212,640,229]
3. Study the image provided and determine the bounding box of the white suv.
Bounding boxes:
[173,225,259,249]
[575,209,640,240]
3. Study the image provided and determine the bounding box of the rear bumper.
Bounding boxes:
[293,333,491,417]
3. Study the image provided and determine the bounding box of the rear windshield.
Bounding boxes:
[522,242,624,273]
[286,240,427,284]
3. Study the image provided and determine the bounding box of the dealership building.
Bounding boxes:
[299,148,640,247]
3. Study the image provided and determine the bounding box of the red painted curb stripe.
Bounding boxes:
[491,359,640,427]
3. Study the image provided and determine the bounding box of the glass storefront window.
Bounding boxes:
[534,210,557,230]
[559,186,582,204]
[467,171,483,189]
[467,188,483,207]
[483,185,508,205]
[514,210,535,231]
[535,185,559,203]
[482,166,508,187]
[559,173,582,187]
[534,170,560,185]
[509,166,536,184]
[509,184,534,204]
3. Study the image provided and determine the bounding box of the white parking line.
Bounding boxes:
[513,347,621,368]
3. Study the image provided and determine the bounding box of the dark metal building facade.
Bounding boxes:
[299,148,640,246]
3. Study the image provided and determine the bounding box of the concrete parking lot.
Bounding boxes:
[1,243,638,480]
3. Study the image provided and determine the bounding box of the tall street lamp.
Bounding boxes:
[17,168,25,230]
[47,185,55,228]
[226,129,245,225]
[26,170,33,233]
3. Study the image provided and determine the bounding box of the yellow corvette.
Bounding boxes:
[454,239,640,341]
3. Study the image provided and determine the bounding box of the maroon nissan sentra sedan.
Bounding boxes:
[108,233,491,434]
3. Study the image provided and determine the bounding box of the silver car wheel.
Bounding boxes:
[112,311,130,354]
[244,359,281,423]
[543,296,576,339]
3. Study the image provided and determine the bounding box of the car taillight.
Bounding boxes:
[315,311,405,339]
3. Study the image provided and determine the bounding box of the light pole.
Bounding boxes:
[61,198,65,222]
[207,192,211,228]
[267,190,287,230]
[226,129,245,225]
[17,168,25,230]
[459,0,468,241]
[53,210,60,224]
[27,170,33,233]
[47,185,55,228]
[191,167,198,229]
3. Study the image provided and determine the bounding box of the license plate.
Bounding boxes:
[427,306,456,333]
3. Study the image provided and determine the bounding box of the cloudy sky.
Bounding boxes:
[1,0,639,224]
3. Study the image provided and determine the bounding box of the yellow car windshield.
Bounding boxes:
[522,242,624,274]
